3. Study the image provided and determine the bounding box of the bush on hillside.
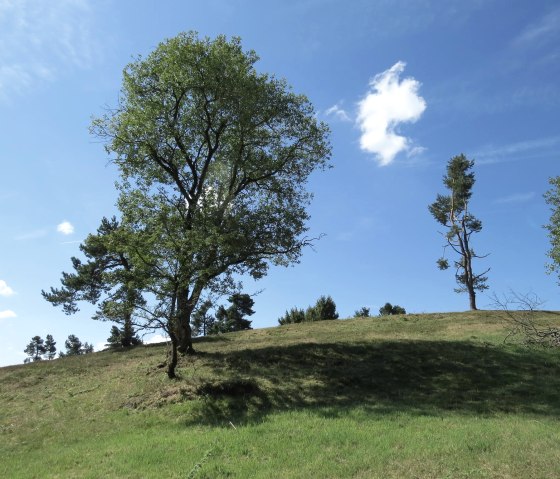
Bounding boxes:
[305,295,339,321]
[278,307,306,325]
[354,307,370,318]
[379,303,406,316]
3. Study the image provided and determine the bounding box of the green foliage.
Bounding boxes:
[106,325,142,349]
[379,303,406,316]
[89,32,331,376]
[428,154,489,310]
[544,176,560,283]
[279,296,338,325]
[23,336,46,363]
[305,296,338,321]
[59,335,94,357]
[191,300,215,337]
[354,307,370,318]
[210,294,254,333]
[305,295,339,321]
[278,307,306,325]
[42,216,144,347]
[44,334,57,360]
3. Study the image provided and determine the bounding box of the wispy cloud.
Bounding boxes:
[325,103,351,122]
[494,192,536,205]
[357,61,426,166]
[0,0,104,101]
[0,280,15,297]
[57,221,75,235]
[474,136,560,165]
[14,229,48,241]
[0,310,17,320]
[513,7,560,48]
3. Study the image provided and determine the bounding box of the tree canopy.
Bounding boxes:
[89,32,331,377]
[59,335,94,357]
[428,154,489,310]
[379,303,406,316]
[42,217,144,348]
[24,336,46,363]
[278,295,338,324]
[545,176,560,283]
[211,293,255,333]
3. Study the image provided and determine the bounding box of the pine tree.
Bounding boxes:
[354,307,370,318]
[106,324,141,349]
[59,335,94,357]
[44,334,57,360]
[24,336,46,363]
[428,154,489,310]
[305,295,338,321]
[210,294,254,333]
[191,300,214,337]
[278,307,306,325]
[379,303,406,316]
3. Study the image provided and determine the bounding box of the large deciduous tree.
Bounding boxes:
[428,154,489,310]
[90,32,331,378]
[544,176,560,283]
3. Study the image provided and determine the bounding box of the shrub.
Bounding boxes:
[379,303,406,316]
[354,307,370,318]
[305,295,339,321]
[278,307,306,325]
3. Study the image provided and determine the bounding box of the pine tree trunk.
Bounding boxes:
[468,289,477,310]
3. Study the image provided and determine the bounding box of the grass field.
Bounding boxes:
[2,311,560,478]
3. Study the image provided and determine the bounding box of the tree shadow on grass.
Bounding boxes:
[183,340,560,425]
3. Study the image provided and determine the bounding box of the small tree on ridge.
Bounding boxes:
[428,154,489,310]
[24,336,46,363]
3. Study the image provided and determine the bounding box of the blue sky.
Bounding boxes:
[1,0,559,366]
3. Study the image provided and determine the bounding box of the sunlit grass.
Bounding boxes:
[1,311,560,478]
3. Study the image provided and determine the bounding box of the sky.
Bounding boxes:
[1,0,559,366]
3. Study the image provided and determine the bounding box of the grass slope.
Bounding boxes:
[2,311,560,478]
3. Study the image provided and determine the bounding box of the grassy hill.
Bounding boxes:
[2,311,560,478]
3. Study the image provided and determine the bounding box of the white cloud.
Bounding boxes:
[57,221,74,235]
[325,103,351,122]
[144,334,169,345]
[0,310,17,320]
[0,280,15,296]
[357,61,426,166]
[407,145,427,158]
[95,341,108,352]
[0,0,104,100]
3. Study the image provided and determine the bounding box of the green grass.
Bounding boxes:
[2,311,560,478]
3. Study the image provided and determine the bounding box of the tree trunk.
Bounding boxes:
[167,333,179,379]
[176,287,195,355]
[468,289,477,310]
[461,219,477,311]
